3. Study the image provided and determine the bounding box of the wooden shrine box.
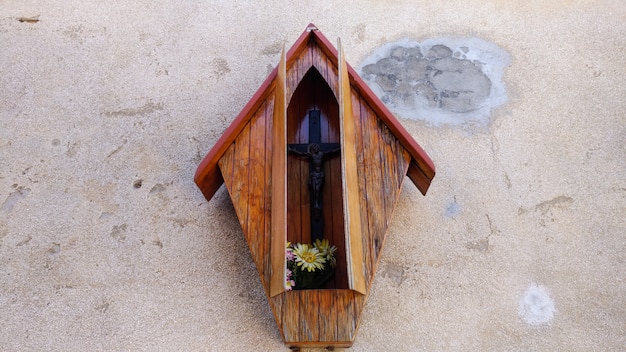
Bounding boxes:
[194,24,435,349]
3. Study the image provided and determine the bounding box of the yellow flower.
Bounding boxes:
[292,243,325,272]
[314,239,337,268]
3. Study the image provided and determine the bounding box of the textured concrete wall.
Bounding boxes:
[1,1,624,351]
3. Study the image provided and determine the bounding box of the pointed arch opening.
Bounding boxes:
[286,67,348,289]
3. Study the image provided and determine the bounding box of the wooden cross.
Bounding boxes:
[287,110,340,242]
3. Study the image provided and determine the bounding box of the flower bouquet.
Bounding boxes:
[286,239,337,290]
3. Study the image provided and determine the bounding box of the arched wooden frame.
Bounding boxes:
[269,42,366,297]
[285,67,348,290]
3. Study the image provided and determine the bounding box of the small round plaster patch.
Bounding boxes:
[359,38,510,126]
[519,283,555,325]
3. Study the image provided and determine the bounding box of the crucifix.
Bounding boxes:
[288,110,340,242]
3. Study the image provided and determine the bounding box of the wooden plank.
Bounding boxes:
[286,49,297,107]
[387,126,402,208]
[269,294,286,342]
[332,94,349,288]
[326,54,339,101]
[314,45,340,107]
[247,102,268,281]
[232,122,251,234]
[363,94,387,275]
[336,290,357,342]
[350,293,367,343]
[318,82,333,281]
[217,142,236,194]
[287,341,354,349]
[282,291,301,343]
[363,112,386,265]
[355,96,374,282]
[263,97,274,287]
[311,38,337,99]
[379,122,404,229]
[298,87,311,245]
[278,289,365,347]
[379,120,397,226]
[326,86,340,139]
[317,291,337,342]
[367,147,412,289]
[286,85,303,245]
[286,37,313,107]
[311,43,326,86]
[270,47,287,297]
[338,40,366,295]
[299,40,313,84]
[300,290,320,342]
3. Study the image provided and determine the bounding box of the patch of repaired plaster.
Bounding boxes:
[359,38,510,126]
[382,262,405,286]
[519,283,555,325]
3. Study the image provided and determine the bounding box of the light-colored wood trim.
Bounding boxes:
[270,47,287,297]
[338,40,366,295]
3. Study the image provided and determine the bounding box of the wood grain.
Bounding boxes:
[338,40,366,295]
[263,97,275,287]
[232,123,250,234]
[247,101,268,278]
[270,47,287,297]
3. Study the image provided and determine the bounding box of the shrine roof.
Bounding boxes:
[194,24,435,201]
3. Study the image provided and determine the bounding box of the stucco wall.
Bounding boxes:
[1,1,624,351]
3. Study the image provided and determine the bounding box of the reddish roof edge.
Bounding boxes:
[309,29,436,193]
[194,24,436,201]
[194,26,316,201]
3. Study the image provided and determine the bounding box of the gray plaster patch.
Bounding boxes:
[382,262,405,286]
[359,38,510,126]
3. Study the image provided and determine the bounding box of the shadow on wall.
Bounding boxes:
[359,37,510,127]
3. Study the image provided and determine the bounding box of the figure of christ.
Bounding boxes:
[288,142,341,221]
